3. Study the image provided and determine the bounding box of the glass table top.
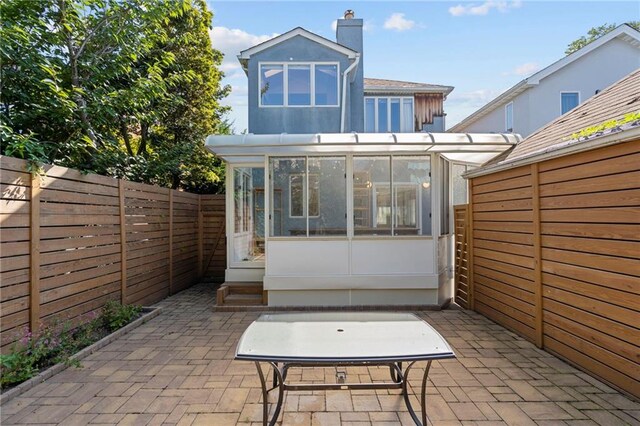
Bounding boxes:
[235,312,455,362]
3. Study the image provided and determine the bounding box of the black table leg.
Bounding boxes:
[401,360,433,426]
[254,361,285,426]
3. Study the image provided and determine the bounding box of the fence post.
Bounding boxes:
[118,180,127,304]
[29,174,41,331]
[168,189,173,295]
[532,163,544,348]
[467,182,475,311]
[198,197,203,279]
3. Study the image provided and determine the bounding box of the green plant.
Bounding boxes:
[100,300,142,332]
[566,111,640,141]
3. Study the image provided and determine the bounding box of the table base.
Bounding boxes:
[254,360,433,426]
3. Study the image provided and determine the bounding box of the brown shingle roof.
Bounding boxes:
[502,68,640,163]
[364,78,454,94]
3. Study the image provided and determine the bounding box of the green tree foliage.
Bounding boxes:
[1,0,230,193]
[565,22,640,55]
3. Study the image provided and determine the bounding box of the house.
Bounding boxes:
[461,69,640,397]
[207,11,518,307]
[450,24,640,137]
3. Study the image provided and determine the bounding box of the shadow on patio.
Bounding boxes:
[1,283,638,425]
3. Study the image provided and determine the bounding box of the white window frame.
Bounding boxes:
[364,96,415,133]
[258,62,340,108]
[505,102,514,133]
[560,91,580,115]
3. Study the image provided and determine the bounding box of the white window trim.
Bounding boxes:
[560,91,580,115]
[364,96,414,133]
[258,62,340,108]
[505,102,514,133]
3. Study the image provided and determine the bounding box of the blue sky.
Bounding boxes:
[208,1,639,133]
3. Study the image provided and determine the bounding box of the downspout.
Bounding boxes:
[340,54,360,133]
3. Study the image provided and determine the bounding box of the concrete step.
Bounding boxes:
[223,293,264,306]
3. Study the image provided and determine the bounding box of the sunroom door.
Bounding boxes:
[231,167,265,266]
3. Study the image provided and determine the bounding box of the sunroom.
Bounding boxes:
[205,133,519,307]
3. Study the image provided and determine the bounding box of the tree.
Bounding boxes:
[565,22,640,55]
[1,0,230,193]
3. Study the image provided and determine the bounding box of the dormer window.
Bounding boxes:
[259,63,339,107]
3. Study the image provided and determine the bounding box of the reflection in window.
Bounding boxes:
[378,98,388,132]
[561,92,579,114]
[365,98,375,132]
[364,97,415,132]
[505,102,513,132]
[390,98,401,132]
[440,157,450,235]
[260,64,284,106]
[288,65,311,106]
[353,156,431,236]
[233,167,265,262]
[315,65,338,106]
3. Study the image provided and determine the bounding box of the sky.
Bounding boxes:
[208,1,639,133]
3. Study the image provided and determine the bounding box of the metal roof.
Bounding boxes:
[206,132,520,165]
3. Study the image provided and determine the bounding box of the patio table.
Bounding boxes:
[235,312,455,426]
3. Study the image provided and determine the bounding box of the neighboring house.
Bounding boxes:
[450,24,640,136]
[206,11,517,308]
[462,68,640,398]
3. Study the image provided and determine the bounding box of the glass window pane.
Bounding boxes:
[365,98,375,132]
[440,157,450,235]
[393,156,431,236]
[403,98,414,132]
[233,167,264,262]
[353,157,391,235]
[270,158,306,236]
[505,103,513,132]
[390,98,401,132]
[561,92,579,114]
[378,98,388,132]
[288,65,311,106]
[452,164,469,205]
[308,157,346,236]
[315,64,338,106]
[260,64,283,105]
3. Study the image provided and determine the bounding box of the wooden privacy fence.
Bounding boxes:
[0,156,226,351]
[464,139,640,398]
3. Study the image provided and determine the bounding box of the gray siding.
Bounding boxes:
[248,35,362,134]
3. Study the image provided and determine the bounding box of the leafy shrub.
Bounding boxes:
[0,302,142,390]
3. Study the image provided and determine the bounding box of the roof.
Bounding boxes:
[237,27,359,74]
[450,24,640,132]
[466,68,640,177]
[205,132,521,165]
[364,78,454,96]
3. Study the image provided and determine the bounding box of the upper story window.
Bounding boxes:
[561,92,579,115]
[505,102,513,132]
[259,63,339,107]
[364,97,414,133]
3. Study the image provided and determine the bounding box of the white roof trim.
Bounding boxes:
[205,133,520,165]
[449,24,640,132]
[364,86,454,96]
[238,27,358,60]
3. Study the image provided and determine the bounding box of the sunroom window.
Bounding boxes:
[364,97,415,132]
[260,63,339,107]
[353,156,431,236]
[270,157,346,237]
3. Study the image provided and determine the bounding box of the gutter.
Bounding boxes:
[340,54,361,133]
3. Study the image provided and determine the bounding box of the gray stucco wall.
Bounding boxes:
[454,37,640,137]
[247,35,362,134]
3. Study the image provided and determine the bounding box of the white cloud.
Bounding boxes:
[383,13,415,31]
[210,26,278,77]
[448,0,522,17]
[512,62,540,76]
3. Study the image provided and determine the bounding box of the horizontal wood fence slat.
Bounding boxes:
[466,139,640,398]
[1,156,226,351]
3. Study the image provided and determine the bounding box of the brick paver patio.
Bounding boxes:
[1,283,638,425]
